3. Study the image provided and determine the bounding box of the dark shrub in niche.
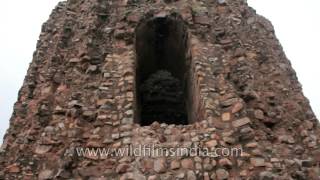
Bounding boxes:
[140,70,188,126]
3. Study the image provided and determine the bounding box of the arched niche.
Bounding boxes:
[135,13,192,126]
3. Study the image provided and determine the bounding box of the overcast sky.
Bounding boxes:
[0,0,319,143]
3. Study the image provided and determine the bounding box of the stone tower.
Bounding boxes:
[1,0,319,179]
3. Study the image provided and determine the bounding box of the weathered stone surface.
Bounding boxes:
[259,171,278,180]
[216,169,229,180]
[170,160,180,170]
[120,172,146,180]
[181,159,194,169]
[254,109,265,120]
[154,158,167,173]
[186,170,197,180]
[38,169,54,180]
[221,112,231,122]
[78,165,106,177]
[6,164,20,173]
[35,145,52,154]
[232,117,251,127]
[250,158,266,167]
[194,16,210,25]
[0,1,319,180]
[116,163,131,174]
[218,0,227,4]
[205,140,218,148]
[141,159,154,173]
[148,175,158,180]
[219,158,232,168]
[69,57,81,63]
[231,102,243,113]
[279,135,295,144]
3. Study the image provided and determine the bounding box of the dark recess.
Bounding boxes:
[135,16,189,126]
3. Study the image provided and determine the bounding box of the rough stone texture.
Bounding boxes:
[0,0,320,179]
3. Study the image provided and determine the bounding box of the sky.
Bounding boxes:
[0,0,319,143]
